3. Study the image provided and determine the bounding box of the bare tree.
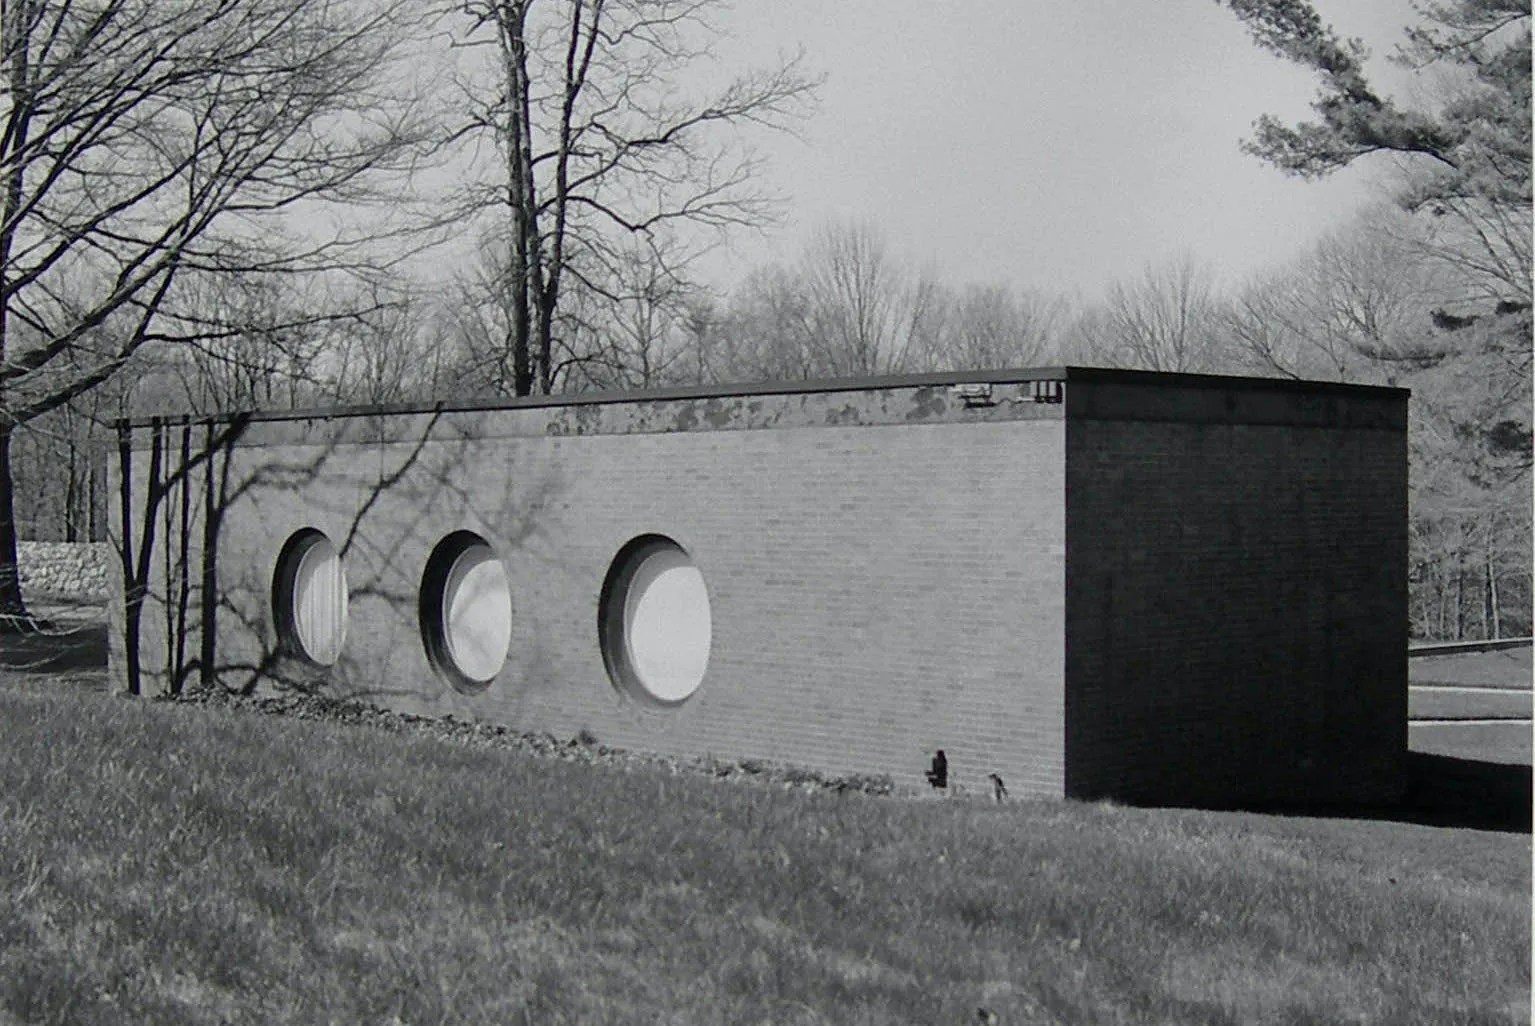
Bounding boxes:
[797,221,945,376]
[438,241,528,398]
[1407,303,1533,638]
[711,221,946,381]
[679,292,723,386]
[713,263,821,383]
[451,0,819,397]
[9,388,118,543]
[1079,255,1220,372]
[1223,207,1451,381]
[0,0,437,620]
[143,278,344,416]
[1224,207,1531,638]
[934,283,1064,372]
[563,236,703,391]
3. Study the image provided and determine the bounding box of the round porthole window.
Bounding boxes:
[599,535,712,705]
[272,529,348,666]
[420,532,512,692]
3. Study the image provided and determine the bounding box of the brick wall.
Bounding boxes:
[110,369,1409,808]
[115,382,1067,796]
[1062,375,1409,807]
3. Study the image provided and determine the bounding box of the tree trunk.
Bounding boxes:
[537,293,556,394]
[1455,552,1466,640]
[498,1,538,398]
[65,437,80,543]
[199,423,220,690]
[1487,548,1501,640]
[0,420,31,621]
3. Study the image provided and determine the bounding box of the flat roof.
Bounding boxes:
[115,365,1408,430]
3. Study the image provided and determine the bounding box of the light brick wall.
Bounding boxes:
[117,383,1067,796]
[1062,376,1409,807]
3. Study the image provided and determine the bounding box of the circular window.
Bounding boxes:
[600,535,712,705]
[420,532,512,692]
[272,529,348,666]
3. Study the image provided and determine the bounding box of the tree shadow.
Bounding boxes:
[113,407,574,710]
[0,618,107,673]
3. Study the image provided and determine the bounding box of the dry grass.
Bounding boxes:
[0,676,1528,1025]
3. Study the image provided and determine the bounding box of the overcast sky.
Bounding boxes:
[698,0,1423,300]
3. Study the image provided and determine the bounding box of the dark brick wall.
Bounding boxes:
[113,382,1067,796]
[1062,377,1409,807]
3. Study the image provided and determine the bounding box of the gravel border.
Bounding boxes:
[165,687,899,797]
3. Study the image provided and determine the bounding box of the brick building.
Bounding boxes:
[110,367,1409,807]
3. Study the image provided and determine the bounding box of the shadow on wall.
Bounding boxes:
[0,618,107,673]
[115,410,572,708]
[116,411,402,697]
[310,425,572,716]
[117,413,252,697]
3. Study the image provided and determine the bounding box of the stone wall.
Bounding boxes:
[16,541,113,602]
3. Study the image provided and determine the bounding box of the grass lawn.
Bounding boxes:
[0,674,1529,1026]
[1409,687,1533,720]
[1410,647,1533,690]
[1410,721,1534,766]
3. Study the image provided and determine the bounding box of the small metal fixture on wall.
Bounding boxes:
[1030,379,1064,404]
[951,383,997,409]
